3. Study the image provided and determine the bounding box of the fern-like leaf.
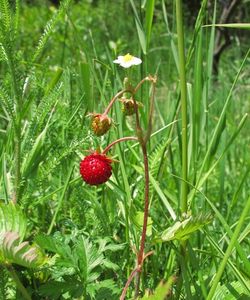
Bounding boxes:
[0,0,11,33]
[32,0,72,63]
[0,42,8,61]
[0,85,15,122]
[149,137,170,179]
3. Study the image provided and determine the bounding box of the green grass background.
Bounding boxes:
[0,0,249,299]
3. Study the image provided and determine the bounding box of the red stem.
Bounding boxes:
[103,89,131,116]
[137,145,150,265]
[121,78,152,298]
[120,251,154,300]
[102,137,138,154]
[109,75,157,300]
[134,76,149,94]
[120,267,139,300]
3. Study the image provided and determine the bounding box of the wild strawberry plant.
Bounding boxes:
[0,0,250,300]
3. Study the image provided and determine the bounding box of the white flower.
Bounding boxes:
[113,53,142,68]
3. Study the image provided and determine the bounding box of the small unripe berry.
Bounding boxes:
[91,114,112,136]
[80,152,112,185]
[120,97,143,116]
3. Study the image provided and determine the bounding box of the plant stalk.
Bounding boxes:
[119,76,156,299]
[8,59,21,205]
[176,0,188,214]
[134,140,150,296]
[13,126,21,204]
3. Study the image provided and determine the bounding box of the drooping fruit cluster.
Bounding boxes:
[80,152,112,185]
[91,114,112,136]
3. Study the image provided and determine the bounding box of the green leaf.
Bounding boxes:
[21,127,47,179]
[203,23,250,29]
[32,0,72,63]
[158,214,212,242]
[213,281,250,300]
[0,0,11,32]
[0,203,44,268]
[74,237,104,282]
[130,0,147,54]
[145,0,155,50]
[35,234,72,259]
[88,279,120,300]
[132,211,153,237]
[39,278,83,299]
[0,202,26,242]
[1,231,45,268]
[140,278,174,299]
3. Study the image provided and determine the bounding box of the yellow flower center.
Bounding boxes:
[123,53,133,62]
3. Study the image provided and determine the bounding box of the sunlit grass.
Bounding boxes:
[0,0,249,299]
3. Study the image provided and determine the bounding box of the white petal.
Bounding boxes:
[132,57,142,65]
[120,61,133,68]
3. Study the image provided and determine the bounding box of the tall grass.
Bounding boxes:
[0,0,249,299]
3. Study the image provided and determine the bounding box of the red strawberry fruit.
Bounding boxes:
[80,152,112,185]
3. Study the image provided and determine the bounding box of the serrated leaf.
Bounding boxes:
[102,259,119,271]
[88,279,120,300]
[213,281,250,300]
[35,234,72,259]
[0,202,27,242]
[97,238,125,252]
[158,214,212,242]
[39,278,83,299]
[1,231,45,268]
